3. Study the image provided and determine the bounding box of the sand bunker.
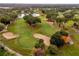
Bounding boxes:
[33,33,50,46]
[2,32,19,40]
[46,22,53,26]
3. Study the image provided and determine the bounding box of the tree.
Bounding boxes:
[63,10,74,22]
[0,15,11,25]
[8,12,18,19]
[34,48,45,56]
[64,13,74,19]
[73,14,79,22]
[23,15,41,27]
[73,22,79,29]
[35,39,45,49]
[46,13,57,22]
[47,45,58,55]
[0,23,5,31]
[50,30,69,47]
[0,9,19,25]
[0,45,6,56]
[56,12,65,23]
[34,39,45,56]
[65,20,74,29]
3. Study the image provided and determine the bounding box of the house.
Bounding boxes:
[18,13,25,18]
[32,13,40,17]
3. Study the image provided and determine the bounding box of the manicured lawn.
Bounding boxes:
[1,16,79,56]
[32,15,59,36]
[39,22,59,36]
[1,16,59,55]
[7,19,37,49]
[1,19,37,55]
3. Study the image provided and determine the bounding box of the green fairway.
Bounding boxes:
[1,17,79,56]
[37,15,59,36]
[7,19,37,49]
[39,22,58,36]
[1,17,59,55]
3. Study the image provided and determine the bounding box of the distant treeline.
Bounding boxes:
[0,4,79,8]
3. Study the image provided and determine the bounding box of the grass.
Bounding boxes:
[1,15,79,56]
[34,15,59,36]
[9,19,37,49]
[65,20,74,28]
[1,19,38,55]
[1,16,58,55]
[0,41,16,56]
[0,51,16,56]
[39,22,58,36]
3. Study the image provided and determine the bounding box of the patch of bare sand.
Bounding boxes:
[33,33,50,46]
[2,32,19,40]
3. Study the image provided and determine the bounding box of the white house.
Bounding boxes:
[25,13,29,16]
[32,13,40,17]
[18,13,25,18]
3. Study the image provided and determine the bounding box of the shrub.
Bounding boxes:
[0,23,5,31]
[65,20,74,28]
[34,39,45,49]
[47,45,58,55]
[34,39,45,56]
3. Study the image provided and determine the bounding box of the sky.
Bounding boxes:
[0,0,79,4]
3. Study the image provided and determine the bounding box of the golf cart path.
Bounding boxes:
[33,33,50,46]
